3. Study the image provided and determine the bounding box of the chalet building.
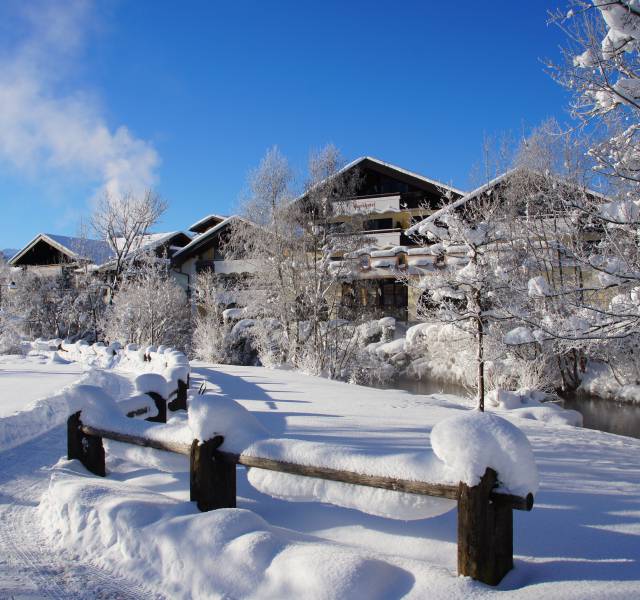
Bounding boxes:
[9,231,192,281]
[171,215,257,294]
[296,156,466,321]
[8,233,113,276]
[170,157,468,322]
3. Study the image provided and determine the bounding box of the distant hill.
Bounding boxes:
[1,249,18,262]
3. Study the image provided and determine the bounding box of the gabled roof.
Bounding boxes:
[9,233,114,267]
[10,231,192,269]
[188,214,227,233]
[295,156,466,203]
[97,231,192,270]
[405,168,611,236]
[173,216,238,263]
[173,216,258,264]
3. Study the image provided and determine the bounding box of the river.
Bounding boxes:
[380,375,640,440]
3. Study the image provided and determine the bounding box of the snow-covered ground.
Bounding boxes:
[1,356,640,598]
[0,353,85,417]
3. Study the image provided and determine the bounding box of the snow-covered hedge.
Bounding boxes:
[53,339,191,400]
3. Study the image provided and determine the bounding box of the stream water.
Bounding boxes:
[380,375,640,440]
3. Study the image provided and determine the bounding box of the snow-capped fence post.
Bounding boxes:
[134,374,170,424]
[168,378,188,412]
[189,435,236,511]
[457,467,513,586]
[67,411,105,477]
[145,391,167,423]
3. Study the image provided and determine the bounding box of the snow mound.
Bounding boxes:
[72,384,122,427]
[431,411,539,497]
[40,466,413,600]
[164,365,190,387]
[188,393,269,451]
[134,373,168,398]
[487,389,583,427]
[248,469,455,520]
[49,351,71,364]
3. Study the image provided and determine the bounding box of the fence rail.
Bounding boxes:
[70,414,534,586]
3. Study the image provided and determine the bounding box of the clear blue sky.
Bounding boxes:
[0,0,570,250]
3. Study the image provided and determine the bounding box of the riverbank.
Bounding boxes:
[379,374,640,440]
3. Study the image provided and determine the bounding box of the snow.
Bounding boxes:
[374,338,406,358]
[2,358,640,597]
[378,316,396,329]
[223,307,245,321]
[431,411,538,496]
[486,389,583,426]
[164,365,189,387]
[134,373,169,398]
[527,275,552,298]
[247,469,456,520]
[504,326,536,345]
[188,393,269,449]
[0,353,85,418]
[40,468,415,600]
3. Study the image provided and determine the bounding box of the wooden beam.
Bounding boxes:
[79,425,533,511]
[224,452,461,499]
[81,425,191,456]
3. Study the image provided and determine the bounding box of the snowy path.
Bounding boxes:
[0,368,161,600]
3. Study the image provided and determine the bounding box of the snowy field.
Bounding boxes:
[1,354,639,598]
[0,353,85,417]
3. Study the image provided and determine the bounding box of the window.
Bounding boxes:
[364,218,393,231]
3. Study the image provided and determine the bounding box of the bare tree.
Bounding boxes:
[91,190,167,290]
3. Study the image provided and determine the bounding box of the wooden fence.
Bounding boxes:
[67,409,533,586]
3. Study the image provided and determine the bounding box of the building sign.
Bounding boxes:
[334,195,400,216]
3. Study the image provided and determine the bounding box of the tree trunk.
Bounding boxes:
[477,316,485,412]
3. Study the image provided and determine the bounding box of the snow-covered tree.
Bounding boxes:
[100,255,190,349]
[405,195,517,410]
[191,270,234,363]
[227,145,369,377]
[541,3,640,387]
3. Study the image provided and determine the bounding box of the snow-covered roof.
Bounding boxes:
[97,231,191,270]
[112,231,185,254]
[188,214,227,233]
[405,168,612,237]
[172,216,238,262]
[9,233,114,266]
[10,231,191,269]
[295,156,466,203]
[405,171,515,236]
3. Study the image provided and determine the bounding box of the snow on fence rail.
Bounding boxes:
[67,388,535,587]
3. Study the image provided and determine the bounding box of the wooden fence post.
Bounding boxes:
[67,411,105,477]
[190,435,236,512]
[168,379,188,412]
[457,468,513,586]
[145,392,167,423]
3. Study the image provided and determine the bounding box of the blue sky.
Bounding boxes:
[0,0,570,250]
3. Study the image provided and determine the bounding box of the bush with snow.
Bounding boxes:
[100,256,191,352]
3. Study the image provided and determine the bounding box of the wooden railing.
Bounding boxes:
[67,413,533,586]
